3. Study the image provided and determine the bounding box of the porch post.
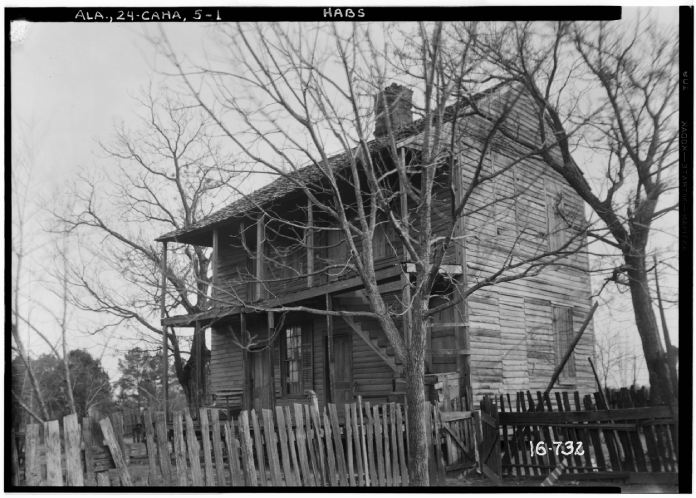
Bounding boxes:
[452,155,472,401]
[398,147,412,349]
[325,294,336,403]
[267,311,275,408]
[306,199,314,288]
[194,320,202,412]
[255,214,265,301]
[160,242,169,422]
[241,312,252,411]
[212,228,219,302]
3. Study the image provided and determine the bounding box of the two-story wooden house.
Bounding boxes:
[156,82,596,413]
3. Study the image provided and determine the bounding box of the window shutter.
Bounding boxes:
[301,325,314,392]
[553,305,576,382]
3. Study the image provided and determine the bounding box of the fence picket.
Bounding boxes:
[63,413,84,486]
[154,412,173,485]
[210,409,227,485]
[250,409,267,486]
[283,405,302,485]
[223,421,244,486]
[371,404,385,486]
[237,411,258,486]
[308,403,327,485]
[99,417,132,486]
[274,406,296,486]
[328,404,349,486]
[184,410,204,486]
[345,404,356,486]
[261,408,283,485]
[25,423,41,486]
[292,404,313,486]
[322,410,339,486]
[382,404,392,486]
[395,404,409,486]
[198,408,214,486]
[142,410,159,485]
[44,420,62,486]
[110,412,128,466]
[389,403,400,484]
[172,412,189,486]
[363,401,377,486]
[81,417,98,485]
[349,403,364,486]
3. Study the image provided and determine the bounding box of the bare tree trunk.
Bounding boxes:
[625,254,675,404]
[405,313,429,486]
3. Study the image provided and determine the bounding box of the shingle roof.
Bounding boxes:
[155,82,510,244]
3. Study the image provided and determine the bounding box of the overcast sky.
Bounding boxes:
[10,8,682,385]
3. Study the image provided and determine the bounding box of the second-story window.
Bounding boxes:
[545,179,573,251]
[284,326,302,395]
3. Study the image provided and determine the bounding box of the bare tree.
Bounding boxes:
[464,17,679,403]
[156,22,592,484]
[54,87,239,411]
[11,121,50,423]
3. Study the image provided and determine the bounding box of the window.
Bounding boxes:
[284,326,302,395]
[552,305,576,382]
[545,180,572,251]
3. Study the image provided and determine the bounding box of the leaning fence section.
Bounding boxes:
[12,399,475,487]
[498,389,678,480]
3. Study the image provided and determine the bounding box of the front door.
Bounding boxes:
[333,333,353,409]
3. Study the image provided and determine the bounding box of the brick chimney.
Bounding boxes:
[374,83,413,138]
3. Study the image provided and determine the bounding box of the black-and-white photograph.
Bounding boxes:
[7,3,689,492]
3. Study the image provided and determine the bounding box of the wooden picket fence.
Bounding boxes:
[12,399,477,487]
[495,389,679,482]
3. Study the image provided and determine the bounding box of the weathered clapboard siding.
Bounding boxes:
[498,293,529,392]
[457,88,596,400]
[468,291,503,397]
[216,233,250,302]
[210,325,244,395]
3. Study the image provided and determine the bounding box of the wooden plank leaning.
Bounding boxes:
[99,417,133,486]
[154,411,173,484]
[210,409,227,485]
[199,408,215,486]
[274,406,296,486]
[292,403,314,486]
[172,412,189,486]
[261,408,283,485]
[184,410,204,486]
[237,411,258,486]
[223,421,244,486]
[328,403,349,486]
[142,409,160,485]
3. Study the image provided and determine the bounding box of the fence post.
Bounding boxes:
[44,420,63,486]
[63,413,84,486]
[25,423,41,485]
